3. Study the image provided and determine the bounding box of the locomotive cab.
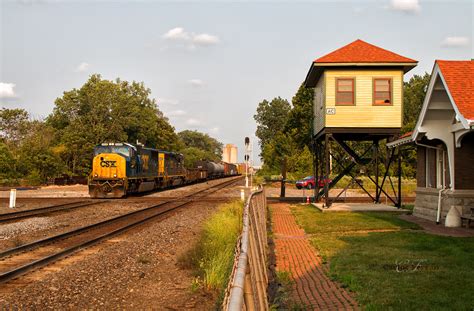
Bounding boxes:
[89,143,136,198]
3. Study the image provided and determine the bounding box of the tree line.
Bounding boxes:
[254,73,431,179]
[0,74,222,185]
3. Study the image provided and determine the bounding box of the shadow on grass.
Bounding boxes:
[291,204,474,310]
[329,231,474,310]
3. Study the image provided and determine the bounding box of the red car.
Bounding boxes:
[296,176,332,189]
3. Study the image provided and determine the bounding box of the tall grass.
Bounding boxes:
[183,200,243,296]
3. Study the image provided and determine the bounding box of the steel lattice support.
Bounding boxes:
[312,133,402,208]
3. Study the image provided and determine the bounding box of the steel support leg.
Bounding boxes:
[314,140,319,202]
[397,148,402,208]
[374,140,380,203]
[324,134,331,207]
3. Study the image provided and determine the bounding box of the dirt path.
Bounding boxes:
[271,203,358,310]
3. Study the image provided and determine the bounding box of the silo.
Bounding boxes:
[222,144,230,163]
[222,144,238,164]
[230,145,238,164]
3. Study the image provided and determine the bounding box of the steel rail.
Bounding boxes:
[0,201,105,223]
[0,176,242,284]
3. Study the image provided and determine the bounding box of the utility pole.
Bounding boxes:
[280,157,287,197]
[245,137,250,188]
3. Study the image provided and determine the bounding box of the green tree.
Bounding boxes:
[254,97,291,150]
[47,74,178,175]
[254,93,315,177]
[0,141,17,180]
[285,83,314,149]
[177,130,223,166]
[17,121,64,184]
[402,73,430,133]
[0,108,29,146]
[0,108,64,184]
[180,147,210,168]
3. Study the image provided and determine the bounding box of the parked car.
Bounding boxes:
[296,176,315,189]
[295,176,332,189]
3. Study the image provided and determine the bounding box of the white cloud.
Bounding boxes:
[162,27,219,49]
[166,110,186,117]
[0,83,17,98]
[157,98,179,106]
[75,62,90,72]
[441,36,470,48]
[193,33,219,46]
[188,79,204,87]
[186,118,203,126]
[390,0,420,13]
[162,27,190,41]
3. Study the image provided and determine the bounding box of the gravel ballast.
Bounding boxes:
[0,180,243,309]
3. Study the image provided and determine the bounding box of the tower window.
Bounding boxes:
[374,78,392,105]
[336,78,355,105]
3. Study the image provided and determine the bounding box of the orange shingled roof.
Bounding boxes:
[314,39,417,64]
[437,60,474,121]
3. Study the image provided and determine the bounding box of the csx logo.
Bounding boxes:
[100,160,117,168]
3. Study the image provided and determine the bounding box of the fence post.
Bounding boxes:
[9,189,17,209]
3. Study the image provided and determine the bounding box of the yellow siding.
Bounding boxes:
[324,69,403,128]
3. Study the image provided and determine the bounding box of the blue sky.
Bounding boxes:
[1,0,472,163]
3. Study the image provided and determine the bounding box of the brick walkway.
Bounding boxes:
[271,203,358,310]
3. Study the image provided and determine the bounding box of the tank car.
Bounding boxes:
[194,160,224,178]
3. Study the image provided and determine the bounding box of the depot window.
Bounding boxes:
[336,78,355,106]
[373,78,392,105]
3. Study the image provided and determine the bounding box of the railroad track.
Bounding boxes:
[0,201,105,223]
[0,176,242,284]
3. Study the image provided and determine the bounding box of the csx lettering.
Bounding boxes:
[100,160,117,167]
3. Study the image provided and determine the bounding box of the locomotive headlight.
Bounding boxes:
[94,174,98,177]
[113,174,117,178]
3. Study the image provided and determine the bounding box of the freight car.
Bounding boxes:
[88,142,239,198]
[194,160,224,178]
[223,162,238,176]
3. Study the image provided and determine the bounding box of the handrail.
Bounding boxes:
[224,185,268,311]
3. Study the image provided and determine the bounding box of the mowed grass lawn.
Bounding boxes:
[291,205,474,310]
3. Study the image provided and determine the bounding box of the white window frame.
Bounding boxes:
[436,148,446,189]
[425,147,446,189]
[425,150,431,188]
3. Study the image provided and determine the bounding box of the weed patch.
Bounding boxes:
[270,270,307,311]
[181,200,243,303]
